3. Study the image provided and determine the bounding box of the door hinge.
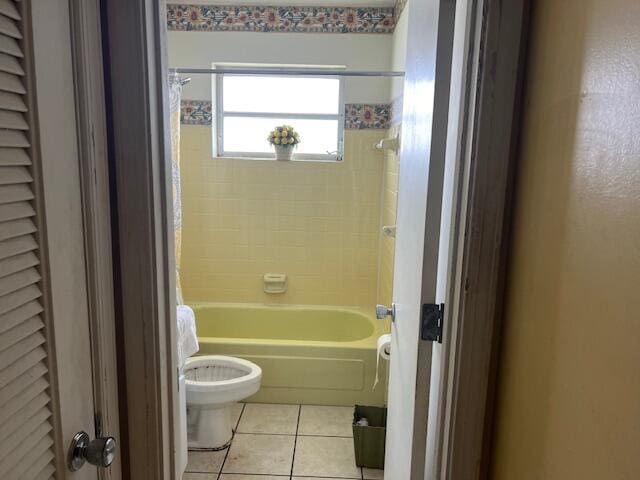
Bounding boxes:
[421,303,444,343]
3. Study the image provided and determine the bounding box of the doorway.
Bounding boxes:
[159,0,463,477]
[0,0,529,478]
[100,0,529,478]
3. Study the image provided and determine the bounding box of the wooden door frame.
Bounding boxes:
[101,0,179,478]
[66,1,122,478]
[431,0,530,478]
[96,0,529,479]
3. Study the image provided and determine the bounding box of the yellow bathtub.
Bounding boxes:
[190,303,388,406]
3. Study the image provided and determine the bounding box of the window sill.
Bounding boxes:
[213,155,343,163]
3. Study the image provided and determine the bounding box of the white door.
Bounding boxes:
[384,0,457,477]
[0,1,116,478]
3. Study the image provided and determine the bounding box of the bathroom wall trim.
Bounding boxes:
[180,99,392,128]
[167,3,396,33]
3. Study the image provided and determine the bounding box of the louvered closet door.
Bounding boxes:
[0,2,55,478]
[1,1,100,479]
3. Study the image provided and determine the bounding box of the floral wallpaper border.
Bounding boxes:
[180,99,391,129]
[181,100,213,125]
[167,4,395,33]
[344,103,391,129]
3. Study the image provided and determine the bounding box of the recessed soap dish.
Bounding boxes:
[264,273,287,294]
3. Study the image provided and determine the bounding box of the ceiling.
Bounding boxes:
[173,0,396,7]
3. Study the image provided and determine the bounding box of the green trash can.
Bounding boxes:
[352,405,387,469]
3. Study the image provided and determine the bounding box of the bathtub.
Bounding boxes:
[190,303,389,406]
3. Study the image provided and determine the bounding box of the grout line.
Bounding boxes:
[234,402,246,430]
[220,474,291,478]
[289,404,302,479]
[220,474,290,478]
[216,403,245,480]
[216,443,231,480]
[233,431,352,437]
[290,476,361,479]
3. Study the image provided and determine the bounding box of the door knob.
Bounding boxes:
[68,431,117,471]
[376,303,396,321]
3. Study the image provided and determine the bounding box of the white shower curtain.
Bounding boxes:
[169,74,184,304]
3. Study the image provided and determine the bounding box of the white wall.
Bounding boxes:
[168,31,394,103]
[390,7,409,101]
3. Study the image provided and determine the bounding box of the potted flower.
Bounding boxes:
[268,125,300,161]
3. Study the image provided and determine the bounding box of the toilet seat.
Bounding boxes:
[184,355,262,449]
[185,355,261,405]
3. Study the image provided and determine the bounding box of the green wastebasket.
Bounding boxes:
[352,405,387,469]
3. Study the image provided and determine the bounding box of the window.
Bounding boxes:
[214,67,344,161]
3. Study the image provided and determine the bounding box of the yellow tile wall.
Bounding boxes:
[376,125,400,306]
[180,126,386,307]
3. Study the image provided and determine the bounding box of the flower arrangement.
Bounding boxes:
[268,125,300,160]
[267,125,300,147]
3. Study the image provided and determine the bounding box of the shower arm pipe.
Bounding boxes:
[169,67,405,77]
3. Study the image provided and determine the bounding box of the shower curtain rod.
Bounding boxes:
[170,67,405,77]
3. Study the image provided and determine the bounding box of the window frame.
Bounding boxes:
[214,67,345,161]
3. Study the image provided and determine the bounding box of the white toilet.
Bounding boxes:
[185,355,262,449]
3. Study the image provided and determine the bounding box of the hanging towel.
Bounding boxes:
[177,305,199,369]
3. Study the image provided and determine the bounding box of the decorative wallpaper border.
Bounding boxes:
[167,4,395,33]
[180,100,391,129]
[181,100,213,125]
[344,103,390,129]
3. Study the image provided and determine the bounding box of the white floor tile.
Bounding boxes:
[223,433,295,475]
[362,467,384,479]
[237,403,299,435]
[183,473,217,480]
[292,478,360,480]
[298,405,354,437]
[293,436,361,478]
[221,475,289,480]
[182,473,217,480]
[186,449,227,473]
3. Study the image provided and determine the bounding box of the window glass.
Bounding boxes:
[217,71,343,160]
[223,76,340,115]
[223,117,339,155]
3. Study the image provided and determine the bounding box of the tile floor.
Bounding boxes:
[184,403,385,480]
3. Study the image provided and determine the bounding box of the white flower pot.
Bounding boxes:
[274,145,294,161]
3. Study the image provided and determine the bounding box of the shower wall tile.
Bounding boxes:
[377,124,400,306]
[180,126,386,307]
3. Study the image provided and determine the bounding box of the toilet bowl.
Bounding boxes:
[185,355,262,449]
